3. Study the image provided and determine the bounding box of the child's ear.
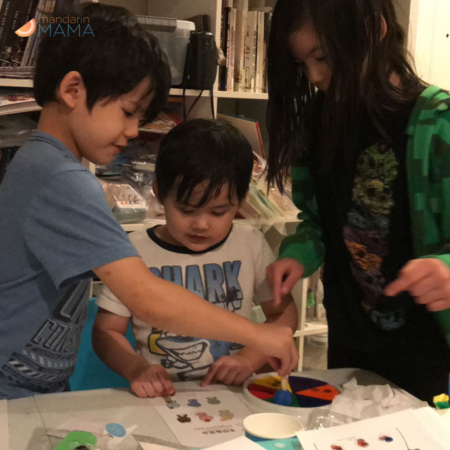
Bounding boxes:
[380,15,388,41]
[57,71,86,109]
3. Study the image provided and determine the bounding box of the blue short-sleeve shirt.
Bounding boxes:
[0,131,138,399]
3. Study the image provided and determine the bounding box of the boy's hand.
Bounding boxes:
[129,363,175,398]
[202,355,256,387]
[251,323,298,376]
[385,258,450,312]
[266,258,304,306]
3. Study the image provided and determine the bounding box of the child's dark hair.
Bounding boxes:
[156,119,253,207]
[266,0,424,190]
[34,3,171,125]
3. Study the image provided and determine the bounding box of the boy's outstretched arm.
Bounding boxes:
[93,257,298,376]
[92,308,175,398]
[202,295,298,386]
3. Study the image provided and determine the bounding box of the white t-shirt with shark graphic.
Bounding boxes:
[96,222,275,381]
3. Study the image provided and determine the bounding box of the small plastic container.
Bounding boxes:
[243,413,304,441]
[137,16,195,85]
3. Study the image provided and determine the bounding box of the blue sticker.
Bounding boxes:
[105,423,126,438]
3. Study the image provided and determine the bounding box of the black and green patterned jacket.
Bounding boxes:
[279,86,450,343]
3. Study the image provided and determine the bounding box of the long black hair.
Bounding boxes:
[266,0,424,191]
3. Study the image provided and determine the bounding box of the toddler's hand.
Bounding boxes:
[385,258,450,312]
[266,258,304,306]
[129,363,175,398]
[202,355,256,387]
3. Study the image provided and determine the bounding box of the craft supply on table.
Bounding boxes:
[272,377,293,407]
[150,390,252,449]
[434,393,450,409]
[243,373,340,419]
[243,413,304,441]
[296,407,450,450]
[52,431,97,450]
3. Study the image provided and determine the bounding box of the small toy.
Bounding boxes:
[177,414,191,423]
[196,412,213,422]
[273,377,292,406]
[219,410,234,421]
[207,397,221,404]
[188,399,201,407]
[433,393,450,409]
[105,423,126,438]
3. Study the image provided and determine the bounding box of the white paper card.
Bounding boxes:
[151,390,251,448]
[0,400,9,450]
[297,407,450,450]
[204,436,263,450]
[137,444,177,450]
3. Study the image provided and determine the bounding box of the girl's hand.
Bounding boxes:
[129,363,175,398]
[385,258,450,312]
[202,355,256,387]
[266,258,304,306]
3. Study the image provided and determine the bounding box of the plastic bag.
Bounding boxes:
[100,180,148,224]
[0,114,36,148]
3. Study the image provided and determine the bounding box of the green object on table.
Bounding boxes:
[53,431,97,450]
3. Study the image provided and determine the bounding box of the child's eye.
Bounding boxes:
[179,208,194,215]
[211,211,226,217]
[316,56,326,62]
[123,109,133,118]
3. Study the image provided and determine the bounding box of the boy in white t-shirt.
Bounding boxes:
[93,119,298,398]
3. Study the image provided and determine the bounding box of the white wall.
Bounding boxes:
[410,0,450,89]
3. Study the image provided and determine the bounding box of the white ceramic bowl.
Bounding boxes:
[243,413,304,440]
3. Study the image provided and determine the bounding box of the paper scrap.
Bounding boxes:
[204,436,263,450]
[297,407,450,450]
[0,400,9,450]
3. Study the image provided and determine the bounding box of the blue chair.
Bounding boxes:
[69,297,136,391]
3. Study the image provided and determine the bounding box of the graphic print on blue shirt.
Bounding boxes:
[0,279,90,394]
[148,262,243,380]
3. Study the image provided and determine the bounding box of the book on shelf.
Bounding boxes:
[217,112,265,158]
[219,0,272,93]
[233,0,248,92]
[0,0,62,78]
[0,88,37,113]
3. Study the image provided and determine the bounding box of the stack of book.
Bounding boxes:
[0,0,72,79]
[219,0,272,93]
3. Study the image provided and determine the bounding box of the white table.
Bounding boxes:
[6,369,399,450]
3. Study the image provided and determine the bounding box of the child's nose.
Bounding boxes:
[124,120,139,139]
[192,216,209,231]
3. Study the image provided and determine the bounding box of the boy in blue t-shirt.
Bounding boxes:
[0,4,297,399]
[93,119,298,397]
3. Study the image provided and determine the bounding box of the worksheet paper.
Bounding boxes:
[0,400,9,450]
[150,390,252,448]
[297,407,450,450]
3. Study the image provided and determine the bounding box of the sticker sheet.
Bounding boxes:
[297,407,450,450]
[150,390,252,448]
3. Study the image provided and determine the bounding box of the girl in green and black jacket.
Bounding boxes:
[265,0,450,403]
